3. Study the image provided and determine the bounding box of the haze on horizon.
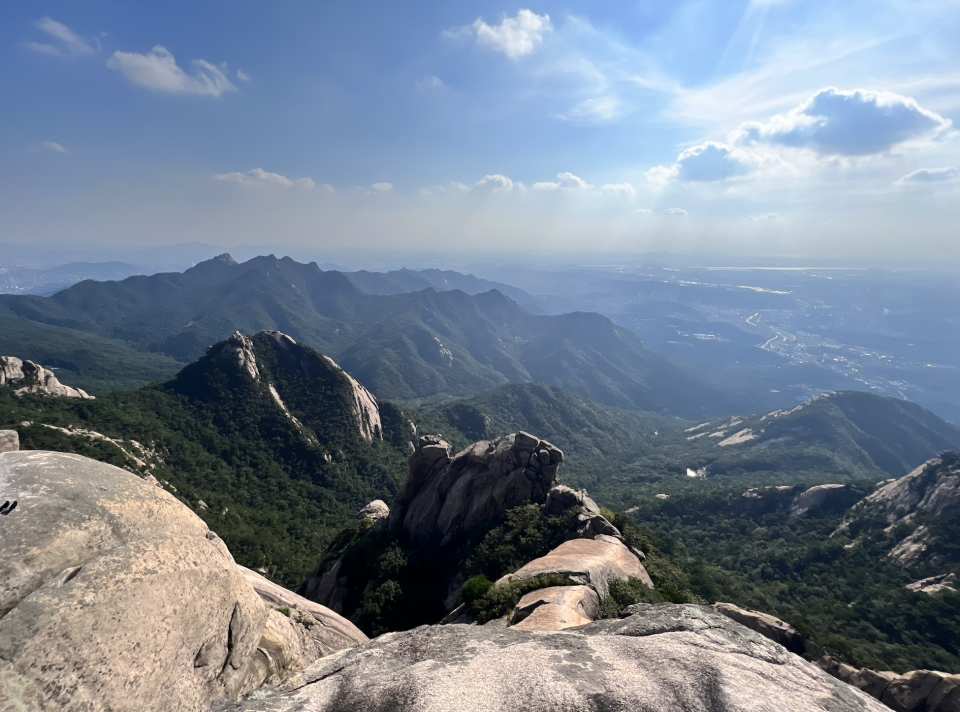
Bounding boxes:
[1,0,959,260]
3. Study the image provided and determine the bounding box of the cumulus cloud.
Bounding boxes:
[734,88,950,156]
[28,17,94,57]
[533,172,592,191]
[675,142,754,182]
[895,167,959,185]
[474,174,515,192]
[664,207,687,216]
[107,46,237,97]
[41,141,69,154]
[371,182,394,192]
[468,9,552,59]
[632,208,653,215]
[214,168,315,188]
[451,181,471,191]
[602,182,636,199]
[236,70,250,82]
[747,213,782,221]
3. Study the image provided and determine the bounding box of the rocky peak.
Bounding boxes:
[219,332,260,380]
[389,431,563,547]
[863,452,960,525]
[0,356,94,399]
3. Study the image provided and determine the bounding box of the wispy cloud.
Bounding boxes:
[236,69,250,82]
[27,17,94,58]
[895,167,960,185]
[664,207,688,216]
[632,208,653,215]
[107,46,237,97]
[533,172,592,191]
[417,75,444,89]
[214,168,315,188]
[601,182,636,199]
[747,212,782,221]
[41,141,69,154]
[371,182,394,192]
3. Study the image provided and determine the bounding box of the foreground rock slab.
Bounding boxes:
[215,604,889,712]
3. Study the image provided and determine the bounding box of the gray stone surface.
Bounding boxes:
[0,429,18,454]
[0,451,269,712]
[215,604,889,712]
[497,534,652,600]
[388,433,563,547]
[512,585,599,632]
[789,484,847,517]
[357,499,389,523]
[712,602,815,657]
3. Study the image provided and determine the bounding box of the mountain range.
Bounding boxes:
[0,253,787,418]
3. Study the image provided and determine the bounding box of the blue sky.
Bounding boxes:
[2,0,959,259]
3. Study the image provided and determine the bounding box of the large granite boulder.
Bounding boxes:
[0,429,17,454]
[497,534,652,600]
[789,484,847,517]
[389,432,563,547]
[0,450,366,711]
[511,585,599,632]
[214,604,889,712]
[712,602,814,656]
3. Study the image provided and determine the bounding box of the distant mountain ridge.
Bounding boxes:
[0,253,775,417]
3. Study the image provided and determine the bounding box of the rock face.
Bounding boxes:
[789,484,847,517]
[842,453,960,567]
[906,572,957,595]
[238,567,368,684]
[712,602,813,656]
[818,659,960,712]
[497,534,652,600]
[389,432,563,547]
[0,356,94,399]
[0,450,366,712]
[322,355,382,442]
[357,499,389,524]
[0,429,17,454]
[216,604,889,712]
[544,484,622,539]
[0,450,267,711]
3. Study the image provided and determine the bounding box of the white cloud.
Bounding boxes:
[895,167,960,185]
[533,172,592,191]
[41,141,69,154]
[602,182,636,199]
[470,9,552,60]
[107,46,238,97]
[371,182,393,192]
[28,17,94,57]
[451,181,470,192]
[632,208,653,215]
[747,213,782,221]
[474,174,514,192]
[562,96,623,123]
[664,207,688,216]
[236,70,250,82]
[734,88,951,156]
[214,168,315,188]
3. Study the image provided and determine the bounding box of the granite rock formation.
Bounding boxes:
[0,356,93,399]
[214,604,889,712]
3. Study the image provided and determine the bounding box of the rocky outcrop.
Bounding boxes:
[790,483,847,517]
[323,355,382,441]
[714,600,960,712]
[497,534,652,601]
[238,567,368,683]
[215,604,888,712]
[836,453,960,568]
[511,585,599,632]
[0,429,17,454]
[357,499,389,523]
[221,332,261,380]
[0,450,365,712]
[389,432,563,547]
[906,572,957,595]
[0,356,93,399]
[712,602,815,656]
[818,659,960,712]
[544,484,622,539]
[0,450,266,711]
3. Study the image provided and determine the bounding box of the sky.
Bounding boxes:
[1,0,959,260]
